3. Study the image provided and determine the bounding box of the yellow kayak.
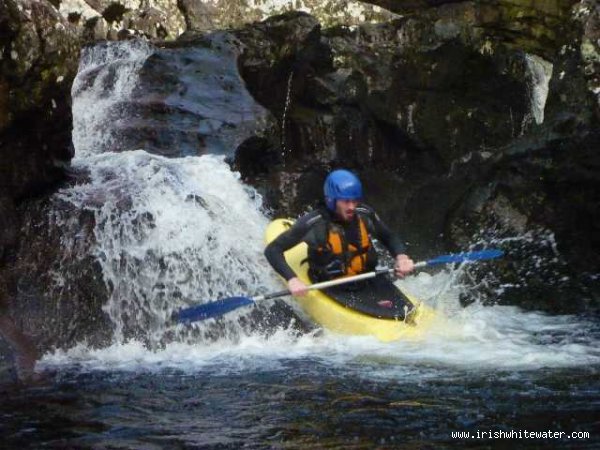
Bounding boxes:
[264,218,436,342]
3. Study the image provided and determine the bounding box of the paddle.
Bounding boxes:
[174,249,504,324]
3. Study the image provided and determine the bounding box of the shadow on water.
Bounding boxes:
[1,362,598,449]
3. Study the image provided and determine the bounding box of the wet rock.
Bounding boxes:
[0,196,18,260]
[235,11,331,115]
[0,315,39,382]
[72,34,272,157]
[3,192,113,352]
[0,337,14,384]
[447,131,600,312]
[234,12,535,172]
[0,0,78,278]
[238,8,593,168]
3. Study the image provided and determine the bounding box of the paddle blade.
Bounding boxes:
[175,296,255,323]
[426,249,504,266]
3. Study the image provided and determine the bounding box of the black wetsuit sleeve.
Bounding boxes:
[264,212,320,281]
[363,207,406,257]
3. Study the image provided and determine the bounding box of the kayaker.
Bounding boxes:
[264,169,414,296]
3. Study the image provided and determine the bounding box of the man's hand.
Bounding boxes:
[395,254,414,278]
[288,277,309,296]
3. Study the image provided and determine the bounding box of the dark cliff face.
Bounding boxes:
[0,0,78,258]
[0,1,598,359]
[0,0,79,352]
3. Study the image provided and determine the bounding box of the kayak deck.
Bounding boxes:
[322,275,414,320]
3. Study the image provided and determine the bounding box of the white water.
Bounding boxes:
[64,39,279,344]
[47,163,600,375]
[525,53,553,125]
[71,39,154,158]
[41,261,600,377]
[41,273,600,377]
[43,39,600,379]
[57,152,275,343]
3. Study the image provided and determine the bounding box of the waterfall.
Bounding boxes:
[525,53,553,125]
[59,39,280,345]
[71,35,270,160]
[58,152,275,344]
[72,39,154,158]
[280,70,294,156]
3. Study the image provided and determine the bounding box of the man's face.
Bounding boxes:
[335,199,359,222]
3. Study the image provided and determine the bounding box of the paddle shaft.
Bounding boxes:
[175,249,502,323]
[254,262,427,302]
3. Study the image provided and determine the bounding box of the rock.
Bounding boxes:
[576,0,600,118]
[177,0,397,32]
[446,130,600,312]
[235,11,330,110]
[0,0,81,359]
[177,0,221,32]
[0,314,39,382]
[0,336,15,384]
[0,196,18,261]
[3,192,114,352]
[0,0,78,268]
[71,33,272,158]
[55,0,397,41]
[54,0,399,42]
[235,11,543,168]
[59,0,186,41]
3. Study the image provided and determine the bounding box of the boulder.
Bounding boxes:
[70,33,272,158]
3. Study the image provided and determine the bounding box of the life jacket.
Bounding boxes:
[309,215,373,280]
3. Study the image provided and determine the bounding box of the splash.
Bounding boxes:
[40,191,600,374]
[451,226,580,310]
[41,267,600,376]
[57,152,278,344]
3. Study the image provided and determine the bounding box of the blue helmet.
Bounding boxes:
[323,169,363,211]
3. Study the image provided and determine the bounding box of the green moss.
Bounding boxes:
[581,38,600,63]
